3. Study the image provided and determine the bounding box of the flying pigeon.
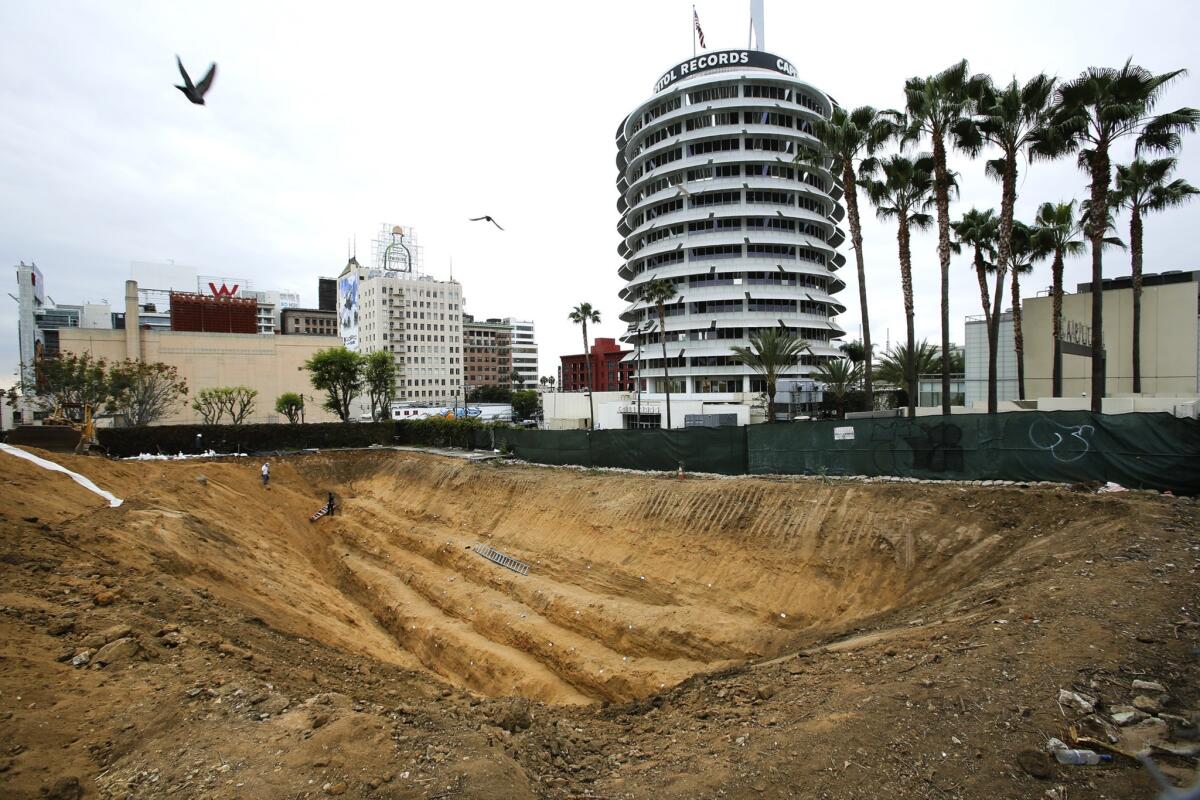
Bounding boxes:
[175,56,217,105]
[468,216,504,231]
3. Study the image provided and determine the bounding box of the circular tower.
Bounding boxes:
[615,49,846,409]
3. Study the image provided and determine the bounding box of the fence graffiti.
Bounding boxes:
[1028,419,1095,463]
[903,422,965,473]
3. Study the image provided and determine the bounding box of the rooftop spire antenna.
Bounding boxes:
[749,0,764,50]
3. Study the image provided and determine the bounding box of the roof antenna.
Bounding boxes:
[352,235,357,258]
[749,0,764,49]
[449,256,454,281]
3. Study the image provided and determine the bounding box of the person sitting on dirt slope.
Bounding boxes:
[261,462,270,487]
[326,491,335,517]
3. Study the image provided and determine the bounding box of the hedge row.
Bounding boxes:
[393,418,511,450]
[97,422,396,458]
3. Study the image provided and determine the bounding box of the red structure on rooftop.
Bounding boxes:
[559,338,635,392]
[169,292,258,334]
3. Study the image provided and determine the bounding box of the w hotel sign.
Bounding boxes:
[208,282,240,298]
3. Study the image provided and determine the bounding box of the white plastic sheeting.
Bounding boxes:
[0,443,123,508]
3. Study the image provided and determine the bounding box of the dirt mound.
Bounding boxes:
[0,448,1196,799]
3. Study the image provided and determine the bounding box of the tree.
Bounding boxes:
[863,153,938,417]
[512,390,539,421]
[29,352,110,420]
[798,106,899,410]
[363,350,396,421]
[107,360,188,427]
[191,387,227,425]
[568,302,601,430]
[509,368,523,388]
[1032,61,1198,411]
[546,376,556,392]
[731,329,809,423]
[223,386,258,425]
[539,376,548,390]
[951,208,1000,405]
[275,392,303,424]
[641,279,680,428]
[467,385,511,403]
[875,340,943,406]
[905,60,973,415]
[303,347,363,422]
[1008,222,1040,400]
[1110,157,1198,392]
[1030,201,1087,396]
[812,358,862,418]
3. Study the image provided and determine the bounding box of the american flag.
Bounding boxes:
[693,8,706,49]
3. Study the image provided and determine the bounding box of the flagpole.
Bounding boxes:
[692,5,696,57]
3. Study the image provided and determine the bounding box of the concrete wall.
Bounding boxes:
[57,328,341,425]
[1023,281,1199,398]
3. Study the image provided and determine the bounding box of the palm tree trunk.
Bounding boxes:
[657,304,672,429]
[931,133,952,415]
[842,161,873,409]
[1130,207,1143,394]
[974,248,992,328]
[898,216,916,418]
[582,322,595,430]
[1011,267,1026,400]
[1051,250,1065,397]
[1087,143,1111,412]
[991,155,1018,414]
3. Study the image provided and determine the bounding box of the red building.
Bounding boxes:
[559,338,636,392]
[169,292,258,334]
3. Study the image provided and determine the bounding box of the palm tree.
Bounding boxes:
[568,302,601,429]
[731,329,810,422]
[1008,221,1039,400]
[812,358,862,418]
[1032,61,1198,411]
[1030,201,1087,396]
[1110,157,1199,392]
[874,340,942,407]
[863,153,937,418]
[951,208,1000,407]
[905,60,973,415]
[547,375,556,392]
[798,106,900,410]
[641,279,679,428]
[959,72,1056,410]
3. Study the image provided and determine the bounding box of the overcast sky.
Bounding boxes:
[2,0,1198,385]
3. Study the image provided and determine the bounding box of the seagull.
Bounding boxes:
[468,216,504,231]
[175,56,217,105]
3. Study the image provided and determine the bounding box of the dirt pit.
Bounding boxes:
[1,448,1197,799]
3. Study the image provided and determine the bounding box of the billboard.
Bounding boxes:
[338,273,359,350]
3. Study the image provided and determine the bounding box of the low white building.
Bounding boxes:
[542,390,753,430]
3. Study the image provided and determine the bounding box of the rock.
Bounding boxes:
[93,637,140,667]
[323,782,347,795]
[217,642,251,660]
[157,623,180,636]
[71,650,93,668]
[1016,748,1052,779]
[84,624,133,649]
[258,694,290,716]
[1057,689,1096,714]
[160,631,186,648]
[42,776,83,800]
[1131,679,1166,693]
[1110,706,1149,726]
[755,685,776,701]
[310,711,331,729]
[46,617,76,636]
[492,698,532,733]
[195,475,208,485]
[1132,695,1162,715]
[92,591,117,607]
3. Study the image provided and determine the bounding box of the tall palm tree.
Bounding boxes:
[1007,221,1040,400]
[874,340,943,407]
[951,208,1000,406]
[905,60,973,415]
[731,329,810,422]
[1032,61,1198,411]
[863,153,937,418]
[568,302,601,429]
[812,358,862,418]
[641,279,679,429]
[1030,201,1087,396]
[798,106,900,410]
[959,73,1056,410]
[1110,157,1199,392]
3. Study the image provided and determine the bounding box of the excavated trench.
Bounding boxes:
[86,451,1128,705]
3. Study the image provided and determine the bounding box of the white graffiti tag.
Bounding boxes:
[1028,420,1095,463]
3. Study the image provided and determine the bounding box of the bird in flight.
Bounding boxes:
[175,56,217,105]
[469,216,504,231]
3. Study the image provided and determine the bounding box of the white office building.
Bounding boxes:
[615,47,847,402]
[337,238,465,406]
[505,318,538,389]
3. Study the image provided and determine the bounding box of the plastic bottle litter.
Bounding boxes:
[1053,749,1113,766]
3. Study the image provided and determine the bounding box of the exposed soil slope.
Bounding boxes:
[0,448,1196,799]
